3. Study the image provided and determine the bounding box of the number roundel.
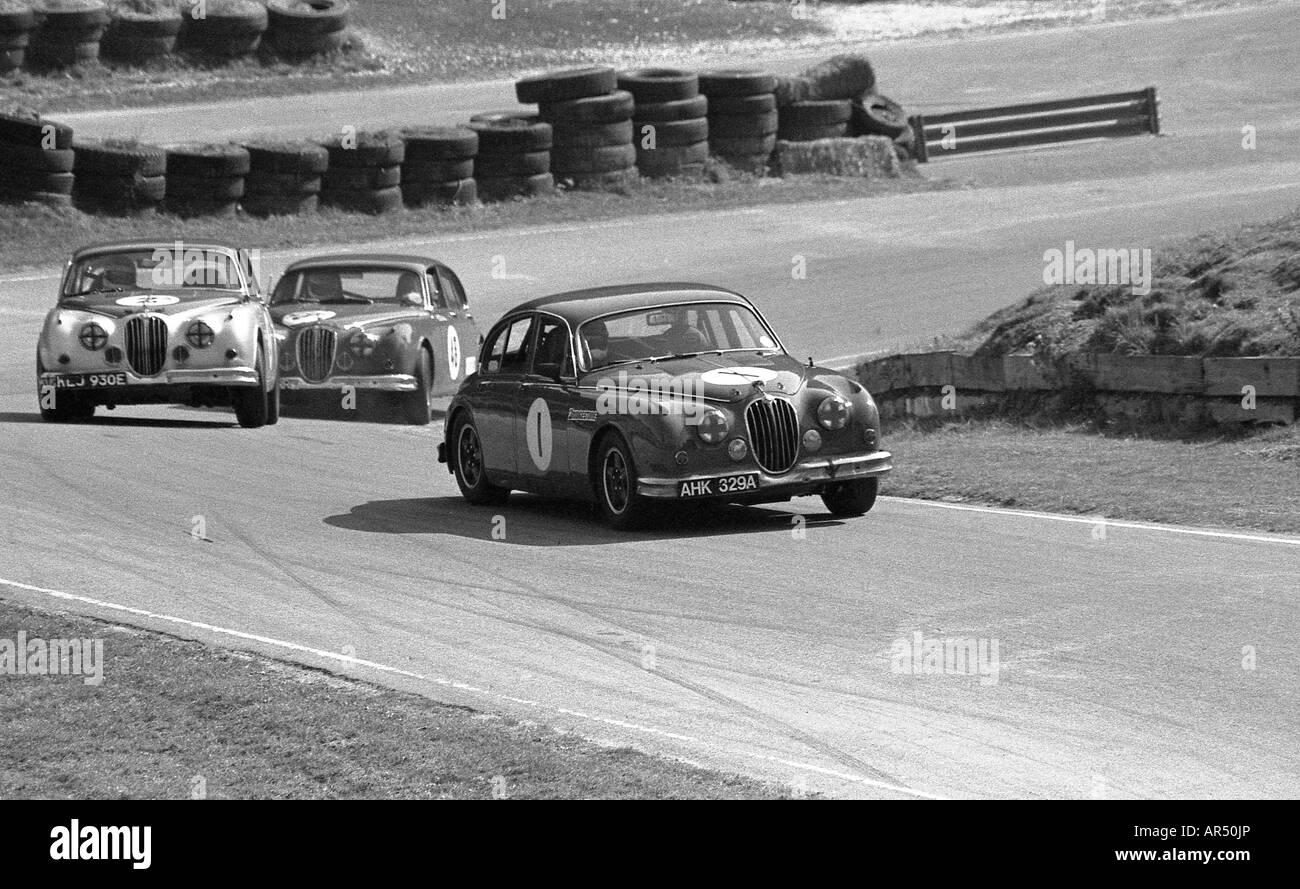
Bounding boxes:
[447,326,462,381]
[525,397,553,472]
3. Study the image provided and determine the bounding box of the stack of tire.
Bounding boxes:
[467,113,553,202]
[698,70,778,175]
[102,4,182,64]
[777,98,852,142]
[241,140,328,217]
[786,53,914,159]
[178,0,266,60]
[399,126,479,208]
[71,139,167,214]
[0,4,35,73]
[165,143,250,218]
[851,94,914,160]
[319,130,404,215]
[28,0,108,69]
[266,0,349,59]
[520,67,636,191]
[0,110,74,208]
[618,69,708,180]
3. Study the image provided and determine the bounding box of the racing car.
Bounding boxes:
[36,239,279,427]
[437,283,892,528]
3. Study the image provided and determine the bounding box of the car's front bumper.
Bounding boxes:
[280,374,417,392]
[637,450,893,499]
[38,367,260,389]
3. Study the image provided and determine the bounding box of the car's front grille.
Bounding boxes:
[124,315,167,377]
[745,396,799,474]
[297,327,335,383]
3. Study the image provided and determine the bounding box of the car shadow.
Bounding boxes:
[0,410,233,429]
[324,495,846,546]
[279,392,448,425]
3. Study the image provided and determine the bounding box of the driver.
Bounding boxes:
[396,271,423,305]
[304,271,343,302]
[663,310,708,353]
[582,320,610,368]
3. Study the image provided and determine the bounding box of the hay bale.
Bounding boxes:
[771,136,900,178]
[799,54,876,101]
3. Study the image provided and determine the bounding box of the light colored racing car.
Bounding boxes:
[36,239,280,427]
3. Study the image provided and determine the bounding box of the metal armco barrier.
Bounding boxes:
[907,86,1160,162]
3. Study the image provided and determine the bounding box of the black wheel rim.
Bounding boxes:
[458,424,483,488]
[603,448,629,515]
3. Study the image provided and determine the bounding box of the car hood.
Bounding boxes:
[57,291,243,320]
[272,302,422,331]
[582,351,840,404]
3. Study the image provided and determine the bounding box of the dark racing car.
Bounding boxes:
[437,283,892,528]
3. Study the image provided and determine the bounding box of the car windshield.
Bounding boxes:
[577,301,781,371]
[273,267,425,306]
[63,248,243,297]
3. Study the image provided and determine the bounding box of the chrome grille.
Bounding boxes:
[745,396,800,474]
[124,315,167,377]
[297,327,336,383]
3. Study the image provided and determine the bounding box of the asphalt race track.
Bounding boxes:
[2,7,1299,798]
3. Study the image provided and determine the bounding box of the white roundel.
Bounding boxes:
[447,326,462,381]
[115,294,179,307]
[525,397,553,472]
[282,310,337,326]
[699,366,780,387]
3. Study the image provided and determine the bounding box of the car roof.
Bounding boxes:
[505,283,754,325]
[71,239,244,259]
[283,254,444,274]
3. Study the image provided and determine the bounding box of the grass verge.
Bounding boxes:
[884,417,1300,535]
[0,599,789,799]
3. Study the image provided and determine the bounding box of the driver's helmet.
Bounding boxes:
[396,271,423,303]
[581,319,609,366]
[100,255,137,289]
[304,270,342,301]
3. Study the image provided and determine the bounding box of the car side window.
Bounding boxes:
[531,318,572,381]
[437,268,467,309]
[500,316,536,374]
[426,270,447,309]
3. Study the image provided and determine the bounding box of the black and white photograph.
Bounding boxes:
[0,0,1294,864]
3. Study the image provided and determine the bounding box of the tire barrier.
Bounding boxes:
[777,98,852,142]
[266,0,349,59]
[319,129,404,214]
[468,114,554,201]
[165,142,250,218]
[178,0,267,59]
[72,138,167,214]
[27,0,109,69]
[399,126,478,208]
[0,109,74,207]
[525,67,636,191]
[102,7,182,64]
[0,5,36,72]
[241,140,328,216]
[699,69,778,174]
[620,68,707,180]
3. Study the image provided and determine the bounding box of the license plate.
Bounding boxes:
[39,373,128,389]
[679,473,759,498]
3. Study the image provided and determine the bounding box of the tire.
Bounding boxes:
[401,177,476,207]
[74,173,166,211]
[538,90,635,127]
[179,1,267,37]
[451,413,510,505]
[468,110,538,126]
[477,172,553,201]
[322,164,400,190]
[516,66,616,104]
[166,143,251,178]
[777,123,849,142]
[550,143,635,175]
[191,32,261,56]
[400,348,433,425]
[241,193,319,216]
[102,33,177,60]
[266,0,350,35]
[321,131,404,168]
[268,27,345,56]
[564,167,637,192]
[697,70,777,98]
[402,157,474,182]
[29,39,100,67]
[632,95,708,122]
[166,196,238,218]
[244,140,330,174]
[0,30,30,49]
[851,94,908,139]
[799,53,876,101]
[637,141,708,176]
[706,112,776,139]
[37,5,110,31]
[709,134,777,157]
[821,477,878,517]
[549,118,633,149]
[0,112,73,149]
[0,142,75,172]
[616,68,697,103]
[593,433,652,530]
[773,76,814,108]
[111,11,184,39]
[707,93,776,115]
[0,10,36,31]
[400,125,478,162]
[73,139,167,176]
[0,47,23,70]
[631,117,707,147]
[244,170,322,195]
[320,185,403,214]
[167,173,245,200]
[266,376,280,426]
[468,119,552,153]
[780,99,852,128]
[233,345,270,429]
[471,150,549,178]
[36,354,93,423]
[0,168,73,194]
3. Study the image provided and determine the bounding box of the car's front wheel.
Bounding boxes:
[233,345,271,429]
[451,414,510,505]
[36,354,93,423]
[401,349,433,426]
[821,477,879,517]
[593,433,653,530]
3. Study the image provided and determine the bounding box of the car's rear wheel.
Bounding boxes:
[36,354,93,423]
[594,433,653,530]
[821,477,879,517]
[451,414,510,505]
[233,345,270,429]
[401,348,433,425]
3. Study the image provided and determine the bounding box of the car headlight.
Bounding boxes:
[817,394,851,430]
[695,407,729,445]
[78,322,107,351]
[186,321,214,348]
[348,330,379,357]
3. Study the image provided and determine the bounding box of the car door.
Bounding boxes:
[515,314,578,494]
[474,314,535,476]
[435,266,478,388]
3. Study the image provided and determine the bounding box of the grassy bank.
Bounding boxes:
[0,599,788,799]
